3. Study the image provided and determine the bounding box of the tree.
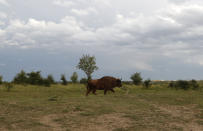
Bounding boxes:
[27,71,43,85]
[80,78,88,84]
[43,78,51,87]
[168,81,175,88]
[143,79,152,88]
[130,72,142,85]
[13,70,28,84]
[190,79,199,90]
[76,54,98,80]
[47,74,55,84]
[0,75,2,85]
[61,74,68,85]
[176,80,190,90]
[70,72,78,83]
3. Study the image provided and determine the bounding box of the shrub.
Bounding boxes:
[143,79,152,88]
[80,78,88,84]
[70,72,78,83]
[27,71,44,85]
[175,80,190,90]
[168,81,175,88]
[4,82,14,92]
[131,72,142,85]
[47,74,55,84]
[43,78,51,87]
[13,70,28,84]
[0,75,2,85]
[61,74,68,85]
[190,79,199,90]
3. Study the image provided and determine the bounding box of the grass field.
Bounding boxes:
[1,84,203,131]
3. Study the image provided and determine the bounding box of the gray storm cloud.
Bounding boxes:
[0,0,203,80]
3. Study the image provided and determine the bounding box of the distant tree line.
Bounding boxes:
[168,80,199,90]
[10,70,86,86]
[0,54,201,91]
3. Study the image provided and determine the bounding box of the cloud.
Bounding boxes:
[0,12,7,19]
[0,0,9,6]
[71,7,98,16]
[168,0,190,4]
[0,3,203,71]
[53,0,75,7]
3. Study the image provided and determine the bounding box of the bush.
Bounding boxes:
[27,71,44,85]
[13,70,54,86]
[168,81,175,88]
[143,79,152,88]
[0,75,2,85]
[47,74,55,84]
[70,72,78,83]
[131,72,142,85]
[43,78,51,87]
[61,74,68,85]
[13,70,28,84]
[190,79,199,90]
[176,80,190,90]
[80,78,88,84]
[4,82,14,92]
[168,80,200,90]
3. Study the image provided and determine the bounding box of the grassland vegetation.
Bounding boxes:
[130,72,142,85]
[1,83,203,130]
[168,80,200,90]
[70,72,78,83]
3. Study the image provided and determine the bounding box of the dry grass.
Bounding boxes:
[0,84,203,130]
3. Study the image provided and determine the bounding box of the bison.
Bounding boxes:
[86,76,122,96]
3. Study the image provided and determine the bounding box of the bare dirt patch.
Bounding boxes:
[40,114,65,131]
[154,104,203,131]
[70,113,132,131]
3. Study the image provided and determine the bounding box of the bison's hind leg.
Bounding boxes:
[86,88,92,96]
[92,88,97,95]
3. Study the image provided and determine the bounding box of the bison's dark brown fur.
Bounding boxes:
[86,76,122,96]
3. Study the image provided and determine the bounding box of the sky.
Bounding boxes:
[0,0,203,81]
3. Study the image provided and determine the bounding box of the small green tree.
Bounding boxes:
[176,80,190,90]
[143,79,152,88]
[130,72,142,85]
[190,79,199,90]
[47,74,55,84]
[13,70,28,84]
[61,74,68,85]
[76,54,98,80]
[43,78,51,87]
[0,75,3,85]
[168,81,175,88]
[27,71,43,85]
[70,72,78,83]
[80,77,88,84]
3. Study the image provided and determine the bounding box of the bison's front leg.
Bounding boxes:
[110,89,115,93]
[104,89,108,95]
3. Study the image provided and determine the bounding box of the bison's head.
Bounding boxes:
[116,79,122,87]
